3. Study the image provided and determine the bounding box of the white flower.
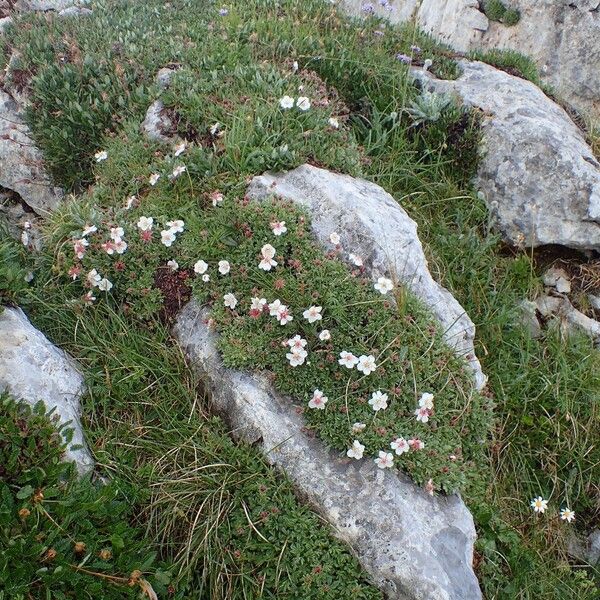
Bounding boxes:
[287,335,307,350]
[202,274,210,282]
[94,150,108,162]
[286,348,307,367]
[560,508,575,523]
[352,422,366,434]
[374,276,394,294]
[279,95,295,109]
[82,224,97,237]
[218,260,231,275]
[21,230,29,246]
[349,253,363,267]
[113,238,128,254]
[83,291,96,304]
[328,117,339,129]
[137,216,154,231]
[338,351,358,369]
[149,173,161,186]
[210,191,224,206]
[419,393,434,409]
[423,58,433,71]
[167,260,179,271]
[210,122,221,136]
[346,440,365,460]
[194,260,208,274]
[268,299,283,316]
[329,232,340,245]
[173,141,187,156]
[110,227,124,240]
[271,221,287,236]
[170,165,187,179]
[223,293,238,309]
[250,297,267,312]
[87,269,102,287]
[292,60,299,72]
[161,229,177,247]
[166,219,185,233]
[261,243,276,259]
[318,329,331,341]
[73,238,89,259]
[308,389,328,409]
[97,278,113,292]
[530,496,548,514]
[125,195,137,210]
[276,305,293,325]
[356,354,377,375]
[303,305,323,323]
[259,244,277,271]
[390,437,409,455]
[374,451,394,469]
[296,96,311,111]
[369,390,388,411]
[415,407,430,423]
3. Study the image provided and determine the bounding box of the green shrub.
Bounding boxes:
[482,0,520,25]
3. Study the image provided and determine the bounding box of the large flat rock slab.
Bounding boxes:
[0,307,93,473]
[173,301,482,600]
[247,164,486,389]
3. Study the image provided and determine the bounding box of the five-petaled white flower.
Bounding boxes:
[82,224,97,237]
[357,354,377,375]
[329,232,341,245]
[94,150,108,162]
[161,229,177,247]
[218,260,231,275]
[251,297,267,311]
[113,238,127,254]
[560,508,575,523]
[303,305,323,323]
[287,335,307,350]
[194,260,208,274]
[374,277,394,294]
[173,141,187,156]
[110,227,124,240]
[137,216,154,231]
[328,117,339,129]
[349,253,363,267]
[338,351,359,369]
[279,95,295,109]
[390,437,409,455]
[98,278,113,292]
[419,393,434,409]
[223,293,238,310]
[73,238,89,259]
[276,305,293,325]
[259,244,277,271]
[347,440,365,460]
[319,329,331,341]
[167,219,185,233]
[530,497,548,514]
[286,348,307,367]
[87,269,102,287]
[415,406,430,423]
[167,260,179,271]
[170,165,187,179]
[149,173,161,186]
[308,389,328,409]
[269,299,283,316]
[369,390,388,412]
[374,451,394,469]
[296,96,311,111]
[271,221,287,236]
[352,422,366,434]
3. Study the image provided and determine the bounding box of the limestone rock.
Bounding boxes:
[141,99,176,143]
[413,61,600,251]
[173,301,482,600]
[0,307,94,474]
[247,164,486,389]
[58,5,92,17]
[14,0,82,11]
[0,90,63,216]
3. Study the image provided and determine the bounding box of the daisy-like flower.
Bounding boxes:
[369,390,388,412]
[113,238,128,254]
[319,329,331,341]
[149,173,161,186]
[249,297,267,317]
[279,95,295,110]
[68,265,81,280]
[170,165,187,180]
[218,260,231,275]
[560,508,575,523]
[286,348,307,367]
[356,354,377,375]
[166,219,185,233]
[328,117,339,129]
[173,141,187,156]
[303,305,323,323]
[87,269,102,287]
[223,293,238,309]
[202,274,210,282]
[347,440,365,460]
[82,224,97,237]
[296,96,311,111]
[308,389,328,409]
[349,253,363,267]
[94,150,108,162]
[268,299,283,316]
[374,451,394,469]
[210,191,224,206]
[83,291,96,305]
[125,195,137,210]
[352,422,366,434]
[338,351,359,369]
[374,277,394,294]
[276,305,293,325]
[271,221,287,236]
[110,227,124,240]
[73,238,89,259]
[287,335,307,350]
[259,244,277,271]
[329,232,341,245]
[167,260,179,271]
[419,392,434,409]
[415,406,430,423]
[97,278,113,292]
[530,496,548,514]
[390,437,409,455]
[409,438,425,451]
[161,229,177,247]
[194,260,208,274]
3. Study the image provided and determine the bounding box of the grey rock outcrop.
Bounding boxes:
[14,0,84,11]
[247,164,486,389]
[413,61,600,251]
[174,301,482,600]
[141,99,176,143]
[0,307,93,474]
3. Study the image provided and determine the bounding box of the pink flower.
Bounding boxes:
[374,451,394,469]
[276,305,293,325]
[415,406,431,423]
[210,191,224,206]
[308,389,328,409]
[287,335,307,350]
[68,265,82,280]
[101,241,116,255]
[249,297,267,318]
[390,437,409,455]
[409,438,425,451]
[73,238,89,259]
[271,221,287,236]
[338,351,358,369]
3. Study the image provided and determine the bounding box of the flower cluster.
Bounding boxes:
[279,95,311,111]
[530,496,575,523]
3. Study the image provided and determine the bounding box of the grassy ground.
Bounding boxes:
[1,0,599,598]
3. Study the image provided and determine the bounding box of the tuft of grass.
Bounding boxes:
[468,48,541,85]
[482,0,520,26]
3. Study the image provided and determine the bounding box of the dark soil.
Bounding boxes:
[153,265,192,324]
